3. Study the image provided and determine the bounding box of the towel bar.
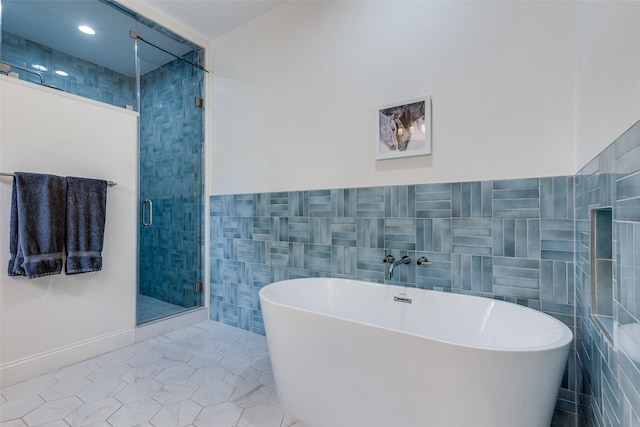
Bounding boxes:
[0,172,116,187]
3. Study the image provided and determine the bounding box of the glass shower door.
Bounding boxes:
[136,40,205,325]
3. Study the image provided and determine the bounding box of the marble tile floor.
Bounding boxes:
[0,321,308,427]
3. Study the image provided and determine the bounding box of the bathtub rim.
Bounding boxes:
[259,277,574,353]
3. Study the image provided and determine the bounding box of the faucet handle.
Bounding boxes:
[383,254,395,263]
[417,256,432,266]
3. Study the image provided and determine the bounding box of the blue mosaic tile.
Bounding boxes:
[288,217,309,243]
[594,209,613,260]
[210,196,224,216]
[541,219,575,261]
[223,281,237,305]
[309,190,332,217]
[451,218,492,255]
[416,183,452,218]
[253,218,270,241]
[272,266,288,283]
[384,218,416,250]
[415,252,452,289]
[541,261,573,304]
[493,219,540,259]
[332,188,356,217]
[308,244,332,273]
[617,198,640,223]
[236,194,254,217]
[210,237,225,260]
[452,254,492,293]
[356,247,385,282]
[252,263,272,288]
[615,120,640,161]
[270,192,289,217]
[356,187,385,218]
[253,241,266,264]
[617,171,640,217]
[236,240,253,263]
[332,246,357,277]
[220,196,236,217]
[254,194,269,217]
[288,267,311,279]
[238,306,252,330]
[288,243,308,269]
[222,303,238,327]
[417,218,452,253]
[616,125,640,182]
[289,191,308,217]
[493,178,540,218]
[310,218,332,245]
[492,257,540,299]
[619,353,640,424]
[270,217,289,242]
[385,185,416,218]
[541,177,574,219]
[222,217,252,239]
[268,241,289,267]
[223,238,236,260]
[332,218,356,247]
[209,299,222,322]
[356,218,384,248]
[617,222,638,318]
[452,181,492,218]
[599,147,617,208]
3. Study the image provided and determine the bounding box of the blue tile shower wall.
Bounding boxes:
[139,52,205,308]
[575,120,640,427]
[210,176,578,426]
[1,31,135,108]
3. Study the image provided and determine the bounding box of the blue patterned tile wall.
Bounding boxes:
[139,52,205,309]
[575,120,640,427]
[211,175,577,426]
[1,31,135,109]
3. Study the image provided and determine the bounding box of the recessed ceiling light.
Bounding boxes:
[55,70,69,77]
[32,64,48,72]
[78,25,95,35]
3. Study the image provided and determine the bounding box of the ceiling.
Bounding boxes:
[142,0,285,40]
[1,0,283,77]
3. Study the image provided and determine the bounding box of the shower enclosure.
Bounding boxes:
[0,0,206,326]
[135,36,206,324]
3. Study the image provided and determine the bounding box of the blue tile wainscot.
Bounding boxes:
[575,120,640,427]
[210,176,578,426]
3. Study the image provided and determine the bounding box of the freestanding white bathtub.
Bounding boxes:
[259,278,573,427]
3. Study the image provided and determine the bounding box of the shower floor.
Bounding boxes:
[137,294,193,324]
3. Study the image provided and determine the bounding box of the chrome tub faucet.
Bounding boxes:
[383,254,411,280]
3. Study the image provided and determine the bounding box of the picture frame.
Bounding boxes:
[376,95,431,160]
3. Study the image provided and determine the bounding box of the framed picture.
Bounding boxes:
[376,96,431,160]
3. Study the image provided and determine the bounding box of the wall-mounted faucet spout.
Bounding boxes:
[383,255,411,279]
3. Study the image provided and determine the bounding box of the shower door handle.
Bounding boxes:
[142,199,153,227]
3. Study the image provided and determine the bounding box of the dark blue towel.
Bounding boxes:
[65,177,108,274]
[8,172,66,278]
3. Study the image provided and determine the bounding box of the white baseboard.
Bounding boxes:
[135,307,209,342]
[0,328,135,388]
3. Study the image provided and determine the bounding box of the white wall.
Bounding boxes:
[576,0,640,169]
[211,0,577,195]
[0,77,138,387]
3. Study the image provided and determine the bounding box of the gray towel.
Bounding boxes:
[8,172,66,278]
[65,176,108,274]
